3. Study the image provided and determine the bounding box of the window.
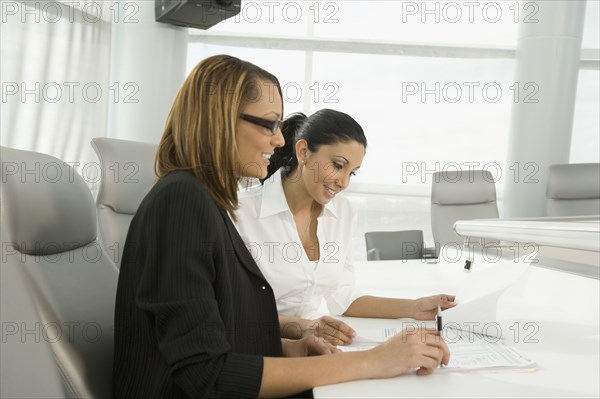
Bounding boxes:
[187,0,599,190]
[186,0,599,259]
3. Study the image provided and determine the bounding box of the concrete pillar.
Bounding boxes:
[503,0,586,217]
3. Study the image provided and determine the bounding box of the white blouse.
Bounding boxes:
[234,169,363,318]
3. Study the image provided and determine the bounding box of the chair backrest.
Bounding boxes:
[91,137,157,268]
[365,230,424,260]
[546,163,600,217]
[431,170,499,254]
[0,146,118,398]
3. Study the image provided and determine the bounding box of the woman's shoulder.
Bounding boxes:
[155,170,199,186]
[142,171,214,211]
[154,171,205,192]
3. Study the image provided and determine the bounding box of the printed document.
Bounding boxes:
[338,253,537,371]
[338,327,536,372]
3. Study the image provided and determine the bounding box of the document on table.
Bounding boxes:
[440,328,536,371]
[338,327,537,372]
[337,253,538,371]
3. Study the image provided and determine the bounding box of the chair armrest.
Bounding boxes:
[422,246,437,259]
[366,248,381,261]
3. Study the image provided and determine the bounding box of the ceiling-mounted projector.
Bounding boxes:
[155,0,241,30]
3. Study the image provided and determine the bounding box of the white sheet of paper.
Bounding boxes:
[441,254,533,338]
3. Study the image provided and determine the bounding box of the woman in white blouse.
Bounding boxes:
[235,109,455,345]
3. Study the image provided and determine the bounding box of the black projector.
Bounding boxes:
[155,0,241,30]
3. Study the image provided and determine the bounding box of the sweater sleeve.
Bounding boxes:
[133,177,263,398]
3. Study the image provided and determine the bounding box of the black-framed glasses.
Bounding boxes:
[240,113,283,136]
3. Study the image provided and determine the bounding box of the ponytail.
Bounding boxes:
[263,113,306,182]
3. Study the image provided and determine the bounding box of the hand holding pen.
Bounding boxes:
[410,294,456,321]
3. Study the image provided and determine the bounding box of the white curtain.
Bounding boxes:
[1,0,112,185]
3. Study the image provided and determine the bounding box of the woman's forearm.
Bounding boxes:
[260,325,450,398]
[260,352,373,398]
[343,295,415,318]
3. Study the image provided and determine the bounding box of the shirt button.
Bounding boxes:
[261,286,266,290]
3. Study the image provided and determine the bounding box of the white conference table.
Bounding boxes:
[313,253,600,398]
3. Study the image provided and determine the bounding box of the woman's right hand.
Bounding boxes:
[366,328,450,378]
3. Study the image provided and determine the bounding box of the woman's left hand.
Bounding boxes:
[281,336,339,357]
[411,294,456,321]
[303,315,356,346]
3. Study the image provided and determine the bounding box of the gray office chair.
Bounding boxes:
[365,230,425,260]
[0,146,118,398]
[546,163,600,217]
[91,137,157,268]
[431,170,499,255]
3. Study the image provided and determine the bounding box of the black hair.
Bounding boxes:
[263,109,367,182]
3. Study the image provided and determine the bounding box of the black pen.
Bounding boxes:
[436,305,444,368]
[464,258,473,272]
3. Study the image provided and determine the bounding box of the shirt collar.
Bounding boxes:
[258,168,339,219]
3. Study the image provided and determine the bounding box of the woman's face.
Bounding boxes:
[300,140,365,205]
[235,80,284,179]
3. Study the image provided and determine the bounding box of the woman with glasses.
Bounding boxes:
[234,110,456,346]
[113,54,450,398]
